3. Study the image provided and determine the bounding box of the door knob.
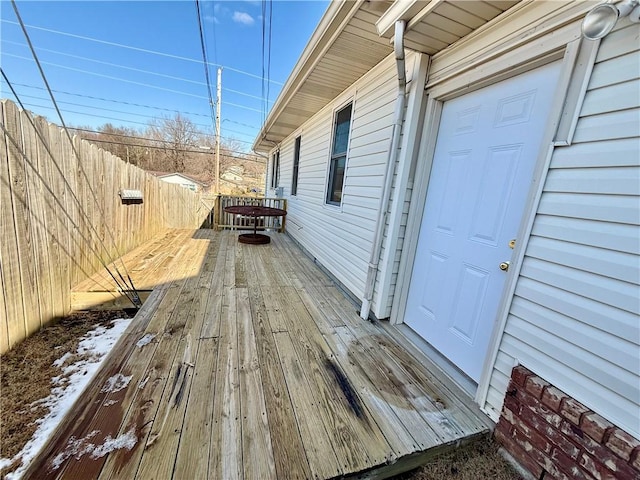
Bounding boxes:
[499,261,510,271]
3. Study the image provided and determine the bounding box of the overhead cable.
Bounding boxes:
[1,18,284,85]
[80,138,267,163]
[195,0,218,137]
[71,127,257,151]
[7,53,264,113]
[5,82,212,118]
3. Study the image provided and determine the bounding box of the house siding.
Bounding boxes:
[266,53,417,302]
[485,20,640,440]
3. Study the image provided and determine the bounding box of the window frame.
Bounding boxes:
[325,102,353,206]
[270,149,280,188]
[291,136,301,196]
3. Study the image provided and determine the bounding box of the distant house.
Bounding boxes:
[254,1,640,478]
[220,170,244,183]
[154,172,207,192]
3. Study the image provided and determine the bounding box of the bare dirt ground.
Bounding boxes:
[0,310,130,476]
[1,310,523,480]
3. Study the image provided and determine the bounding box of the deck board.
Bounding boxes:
[26,229,490,479]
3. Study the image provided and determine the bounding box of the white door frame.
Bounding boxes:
[391,35,598,409]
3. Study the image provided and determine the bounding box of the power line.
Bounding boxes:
[7,52,265,113]
[223,118,259,130]
[11,92,204,123]
[6,52,208,100]
[6,41,271,104]
[267,0,273,120]
[2,19,284,86]
[7,99,212,130]
[70,127,256,153]
[195,0,217,136]
[8,83,261,133]
[7,98,257,144]
[80,137,267,164]
[4,41,273,103]
[6,82,212,118]
[261,1,266,125]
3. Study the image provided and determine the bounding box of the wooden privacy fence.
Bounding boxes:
[215,194,287,231]
[0,99,210,353]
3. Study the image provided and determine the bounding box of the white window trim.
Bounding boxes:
[323,96,355,211]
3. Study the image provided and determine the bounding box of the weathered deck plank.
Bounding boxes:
[209,285,242,480]
[237,286,277,480]
[26,229,490,479]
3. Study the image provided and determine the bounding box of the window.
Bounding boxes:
[326,103,352,205]
[291,136,301,196]
[270,150,280,188]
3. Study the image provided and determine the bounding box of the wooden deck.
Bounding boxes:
[71,229,197,310]
[28,229,491,479]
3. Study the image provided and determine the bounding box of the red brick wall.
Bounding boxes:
[495,366,640,480]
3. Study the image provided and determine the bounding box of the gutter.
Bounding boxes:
[360,20,407,320]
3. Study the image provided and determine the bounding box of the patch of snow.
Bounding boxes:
[50,430,99,471]
[101,373,132,394]
[49,428,137,470]
[135,333,156,348]
[0,317,132,480]
[90,429,137,459]
[138,375,150,390]
[52,352,72,368]
[102,399,118,407]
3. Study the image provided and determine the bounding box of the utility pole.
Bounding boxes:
[215,67,222,193]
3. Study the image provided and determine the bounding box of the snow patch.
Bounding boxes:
[52,352,72,368]
[50,430,99,471]
[101,373,132,393]
[138,375,150,390]
[49,429,137,470]
[135,333,156,348]
[102,399,118,407]
[0,317,132,479]
[90,429,137,459]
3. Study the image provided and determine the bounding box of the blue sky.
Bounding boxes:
[0,0,329,152]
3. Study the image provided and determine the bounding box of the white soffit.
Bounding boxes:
[377,0,521,54]
[253,0,520,152]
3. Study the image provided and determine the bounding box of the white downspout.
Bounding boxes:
[360,20,406,320]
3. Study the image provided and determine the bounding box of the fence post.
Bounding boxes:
[214,194,221,230]
[280,199,287,233]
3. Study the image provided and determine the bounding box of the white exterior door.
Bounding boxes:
[405,62,562,382]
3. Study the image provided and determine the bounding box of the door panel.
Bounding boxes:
[405,62,562,382]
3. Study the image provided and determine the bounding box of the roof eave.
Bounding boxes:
[252,0,365,153]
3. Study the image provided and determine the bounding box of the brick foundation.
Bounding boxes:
[495,366,640,480]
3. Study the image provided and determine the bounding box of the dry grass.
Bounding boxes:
[0,311,130,467]
[395,437,524,480]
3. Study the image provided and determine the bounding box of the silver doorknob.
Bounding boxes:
[499,261,510,271]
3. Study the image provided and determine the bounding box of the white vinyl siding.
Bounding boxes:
[485,20,640,439]
[270,53,413,301]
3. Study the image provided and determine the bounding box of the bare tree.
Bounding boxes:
[147,114,201,172]
[76,124,150,167]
